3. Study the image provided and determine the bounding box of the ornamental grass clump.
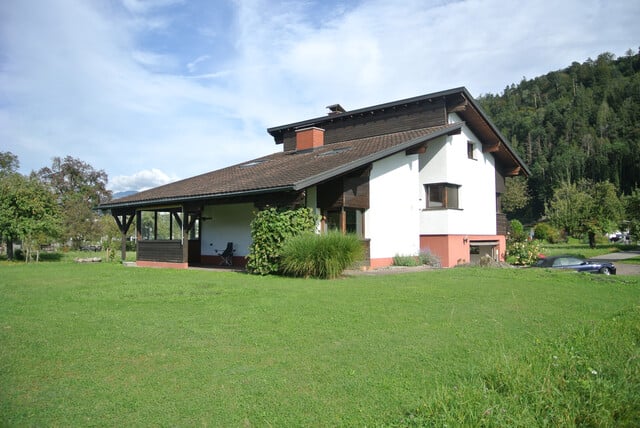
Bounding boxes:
[280,231,363,279]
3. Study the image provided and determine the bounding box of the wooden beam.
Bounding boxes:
[504,166,521,176]
[483,141,501,153]
[406,145,427,155]
[448,100,468,113]
[112,212,135,235]
[111,212,136,262]
[185,213,199,234]
[172,211,183,229]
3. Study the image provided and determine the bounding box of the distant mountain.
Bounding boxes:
[112,190,138,199]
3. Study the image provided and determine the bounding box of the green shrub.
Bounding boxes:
[419,250,441,267]
[534,222,561,243]
[506,239,543,266]
[507,219,543,265]
[246,207,319,275]
[509,219,527,242]
[393,254,420,267]
[394,251,441,267]
[13,248,24,261]
[280,232,363,279]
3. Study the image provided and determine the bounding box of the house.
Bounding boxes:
[99,87,530,269]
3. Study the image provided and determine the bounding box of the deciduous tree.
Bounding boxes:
[546,180,624,241]
[545,181,592,238]
[501,176,531,214]
[0,151,19,176]
[624,187,640,242]
[37,156,111,248]
[0,173,61,261]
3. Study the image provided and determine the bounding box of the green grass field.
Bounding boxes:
[1,263,639,426]
[540,240,636,259]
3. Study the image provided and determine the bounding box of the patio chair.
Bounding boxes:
[215,242,234,266]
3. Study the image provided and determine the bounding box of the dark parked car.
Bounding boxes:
[533,255,616,275]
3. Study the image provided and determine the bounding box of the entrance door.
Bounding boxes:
[187,217,201,265]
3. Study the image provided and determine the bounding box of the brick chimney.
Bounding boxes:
[295,127,324,151]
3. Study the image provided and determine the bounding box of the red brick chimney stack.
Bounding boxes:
[295,127,325,151]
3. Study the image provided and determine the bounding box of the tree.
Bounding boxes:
[624,187,640,242]
[0,173,61,261]
[37,156,111,248]
[501,176,531,214]
[587,180,624,235]
[546,180,624,242]
[0,151,19,176]
[545,181,593,238]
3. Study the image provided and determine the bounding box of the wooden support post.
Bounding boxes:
[120,232,127,263]
[182,212,189,265]
[112,211,136,262]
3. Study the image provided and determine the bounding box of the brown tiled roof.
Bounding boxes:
[100,123,462,209]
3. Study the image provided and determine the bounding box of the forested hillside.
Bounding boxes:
[479,50,640,222]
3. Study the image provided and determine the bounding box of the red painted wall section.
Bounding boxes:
[136,261,189,269]
[420,235,506,268]
[369,257,395,269]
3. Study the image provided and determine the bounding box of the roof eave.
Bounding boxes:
[97,185,295,211]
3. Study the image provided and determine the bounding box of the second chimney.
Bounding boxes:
[295,127,324,151]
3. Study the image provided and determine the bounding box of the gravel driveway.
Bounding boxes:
[587,251,640,276]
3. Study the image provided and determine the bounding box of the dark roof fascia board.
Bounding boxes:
[98,185,295,211]
[292,123,463,190]
[267,87,468,136]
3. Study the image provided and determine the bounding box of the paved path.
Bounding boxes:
[590,250,640,261]
[591,251,640,275]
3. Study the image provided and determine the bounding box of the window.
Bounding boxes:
[139,209,183,240]
[467,141,476,160]
[324,208,364,237]
[425,183,460,209]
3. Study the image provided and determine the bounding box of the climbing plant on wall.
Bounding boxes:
[246,207,319,275]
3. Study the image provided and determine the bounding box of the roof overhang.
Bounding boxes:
[98,185,294,211]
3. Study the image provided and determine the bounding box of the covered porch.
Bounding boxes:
[110,205,203,269]
[105,190,307,269]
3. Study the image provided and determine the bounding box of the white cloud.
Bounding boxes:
[110,168,179,192]
[121,0,184,15]
[187,55,211,73]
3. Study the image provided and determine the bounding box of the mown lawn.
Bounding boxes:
[1,263,639,426]
[541,240,637,259]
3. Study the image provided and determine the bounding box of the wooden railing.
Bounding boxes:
[138,240,184,263]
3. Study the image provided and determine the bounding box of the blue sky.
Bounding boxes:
[2,0,639,192]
